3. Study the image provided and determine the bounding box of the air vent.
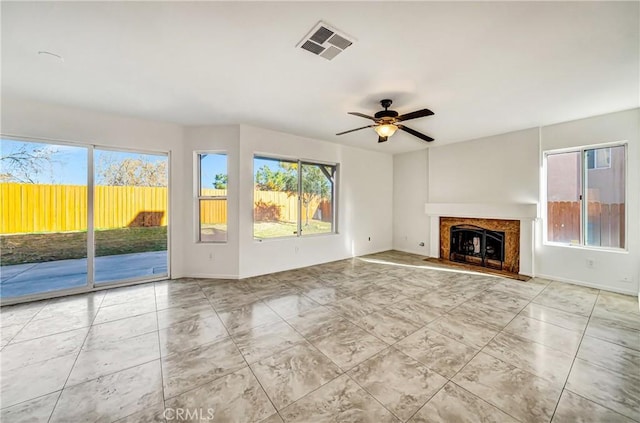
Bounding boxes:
[320,46,341,60]
[297,21,355,61]
[301,40,325,55]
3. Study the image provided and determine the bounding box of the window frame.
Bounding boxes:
[543,141,628,251]
[586,147,612,170]
[253,154,338,241]
[195,151,228,243]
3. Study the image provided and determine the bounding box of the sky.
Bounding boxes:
[1,139,167,185]
[199,153,227,188]
[1,139,289,186]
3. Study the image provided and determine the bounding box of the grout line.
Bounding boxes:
[549,289,600,422]
[561,388,640,423]
[427,280,549,422]
[253,277,358,420]
[3,299,51,346]
[152,281,169,423]
[202,280,284,422]
[46,289,106,423]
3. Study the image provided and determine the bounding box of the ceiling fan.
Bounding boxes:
[336,99,434,143]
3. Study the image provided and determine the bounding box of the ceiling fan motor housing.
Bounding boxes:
[374,110,398,119]
[375,99,399,119]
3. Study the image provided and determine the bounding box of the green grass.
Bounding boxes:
[1,226,167,266]
[253,220,332,239]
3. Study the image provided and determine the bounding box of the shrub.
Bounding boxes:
[254,200,281,222]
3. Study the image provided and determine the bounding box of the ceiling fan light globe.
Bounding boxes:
[374,124,398,138]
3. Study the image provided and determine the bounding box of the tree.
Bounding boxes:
[255,165,287,191]
[0,143,58,183]
[254,162,331,226]
[298,164,331,225]
[96,155,167,187]
[213,174,228,189]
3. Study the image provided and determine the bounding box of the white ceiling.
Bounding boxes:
[2,1,638,154]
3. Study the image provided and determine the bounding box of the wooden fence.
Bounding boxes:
[1,183,331,234]
[1,183,169,233]
[547,201,625,247]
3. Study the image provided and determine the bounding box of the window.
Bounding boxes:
[545,144,626,249]
[197,153,227,242]
[253,156,337,239]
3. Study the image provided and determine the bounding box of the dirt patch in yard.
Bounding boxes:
[1,226,167,265]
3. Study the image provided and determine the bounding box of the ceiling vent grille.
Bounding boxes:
[297,21,355,61]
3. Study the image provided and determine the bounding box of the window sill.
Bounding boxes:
[254,232,339,243]
[543,242,628,254]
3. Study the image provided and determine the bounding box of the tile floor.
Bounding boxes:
[1,251,638,422]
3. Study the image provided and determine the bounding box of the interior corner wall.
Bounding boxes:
[181,125,241,279]
[0,96,186,277]
[236,125,393,279]
[392,149,430,255]
[536,109,640,295]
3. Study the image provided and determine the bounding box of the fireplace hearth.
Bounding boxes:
[450,224,505,270]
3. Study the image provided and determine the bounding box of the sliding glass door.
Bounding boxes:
[1,139,89,299]
[94,149,168,285]
[0,138,169,303]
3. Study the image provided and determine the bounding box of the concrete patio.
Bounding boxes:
[0,251,167,299]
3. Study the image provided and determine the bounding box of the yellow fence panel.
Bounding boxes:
[1,183,168,234]
[0,183,329,234]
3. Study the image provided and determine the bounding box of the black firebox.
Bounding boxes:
[450,224,505,270]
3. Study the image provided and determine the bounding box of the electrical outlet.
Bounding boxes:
[585,258,595,269]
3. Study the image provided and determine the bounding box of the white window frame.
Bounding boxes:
[585,147,612,170]
[543,141,627,251]
[196,151,227,243]
[253,155,338,241]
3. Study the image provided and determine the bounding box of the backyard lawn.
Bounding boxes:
[0,226,167,265]
[253,220,332,239]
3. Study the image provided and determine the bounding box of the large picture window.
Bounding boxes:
[197,152,227,242]
[253,156,337,240]
[545,144,626,249]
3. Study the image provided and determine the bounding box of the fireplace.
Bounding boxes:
[450,224,505,270]
[439,217,520,274]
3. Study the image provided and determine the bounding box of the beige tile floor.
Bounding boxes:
[1,251,639,422]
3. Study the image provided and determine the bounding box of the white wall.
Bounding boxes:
[392,149,430,255]
[1,96,186,277]
[237,125,393,278]
[181,126,240,278]
[536,109,640,294]
[428,128,540,204]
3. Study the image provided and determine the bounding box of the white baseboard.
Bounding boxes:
[178,273,240,280]
[536,273,636,296]
[392,247,429,257]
